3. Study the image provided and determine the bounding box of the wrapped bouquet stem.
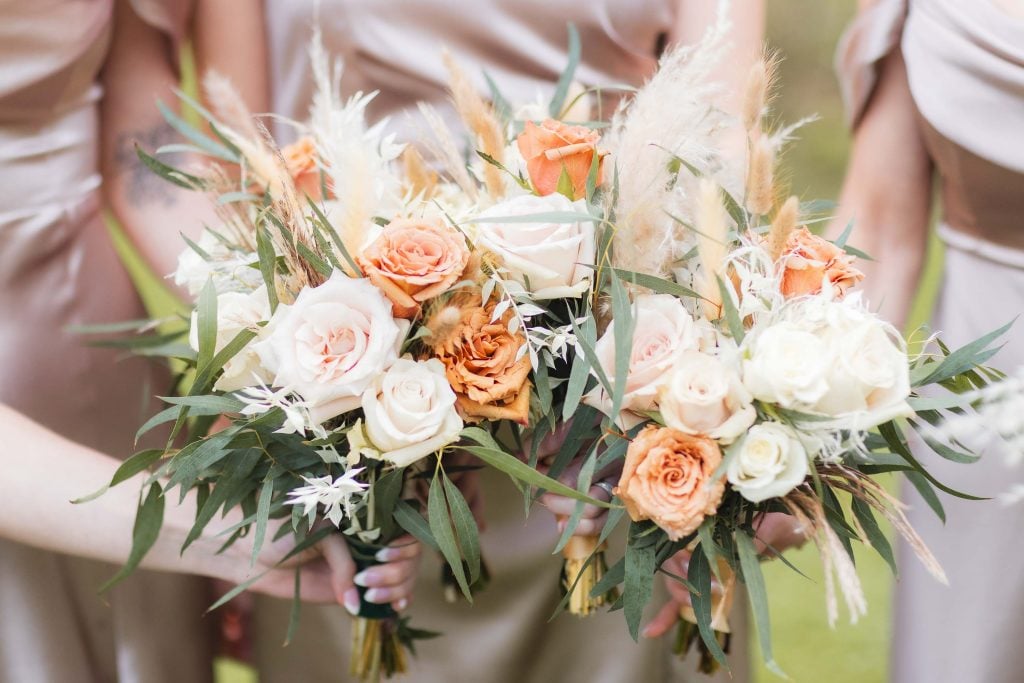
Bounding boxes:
[560,530,617,616]
[348,540,408,682]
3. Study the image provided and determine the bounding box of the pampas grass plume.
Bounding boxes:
[745,136,775,216]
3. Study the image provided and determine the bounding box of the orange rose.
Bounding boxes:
[777,227,864,300]
[282,136,328,200]
[614,426,725,541]
[430,298,532,424]
[357,219,470,319]
[516,119,603,199]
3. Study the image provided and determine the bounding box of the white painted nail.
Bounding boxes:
[343,589,360,616]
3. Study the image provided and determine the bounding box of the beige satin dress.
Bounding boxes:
[837,1,1024,680]
[252,2,749,681]
[0,1,216,681]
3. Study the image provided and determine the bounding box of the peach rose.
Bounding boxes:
[430,298,532,424]
[357,219,470,318]
[614,426,725,541]
[777,227,864,299]
[516,119,603,200]
[282,136,328,200]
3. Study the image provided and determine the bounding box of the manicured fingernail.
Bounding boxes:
[395,598,408,612]
[353,570,371,587]
[557,520,566,533]
[365,588,385,603]
[375,548,396,562]
[343,589,360,616]
[641,625,654,638]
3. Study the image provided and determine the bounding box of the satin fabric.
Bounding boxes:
[836,2,1024,681]
[256,2,750,680]
[265,0,675,144]
[0,1,214,681]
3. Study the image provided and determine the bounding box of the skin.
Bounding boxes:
[826,44,932,329]
[0,403,341,601]
[100,0,267,288]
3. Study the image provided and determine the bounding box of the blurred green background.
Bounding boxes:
[113,3,951,681]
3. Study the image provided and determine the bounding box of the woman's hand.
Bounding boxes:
[539,459,617,537]
[232,530,423,613]
[529,418,618,538]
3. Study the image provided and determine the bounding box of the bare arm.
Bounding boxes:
[0,404,312,593]
[100,0,268,286]
[672,0,767,118]
[0,404,423,610]
[828,48,933,328]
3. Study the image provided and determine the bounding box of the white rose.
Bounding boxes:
[660,351,755,444]
[189,285,271,392]
[744,297,912,429]
[743,322,832,410]
[584,294,700,427]
[727,423,810,502]
[814,300,912,428]
[475,193,596,299]
[362,358,464,467]
[173,230,262,297]
[253,271,408,424]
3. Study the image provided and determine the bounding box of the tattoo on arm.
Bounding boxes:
[113,121,182,208]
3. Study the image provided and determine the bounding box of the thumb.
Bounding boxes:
[320,535,359,615]
[643,599,682,639]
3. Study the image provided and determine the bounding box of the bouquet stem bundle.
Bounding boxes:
[561,534,617,616]
[350,617,406,682]
[349,541,409,682]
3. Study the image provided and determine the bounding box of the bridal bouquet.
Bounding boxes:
[471,20,1008,675]
[93,35,605,681]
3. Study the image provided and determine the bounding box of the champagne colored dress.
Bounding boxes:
[0,1,215,680]
[838,2,1024,680]
[252,2,749,681]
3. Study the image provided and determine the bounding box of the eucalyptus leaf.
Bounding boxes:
[442,475,482,584]
[549,23,581,118]
[624,526,657,641]
[394,500,440,552]
[428,476,472,602]
[687,545,729,669]
[100,483,165,593]
[737,531,783,676]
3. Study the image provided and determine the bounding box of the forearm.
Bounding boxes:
[673,0,766,117]
[101,0,268,287]
[827,49,933,330]
[0,405,248,581]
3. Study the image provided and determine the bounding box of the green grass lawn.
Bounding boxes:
[125,6,949,680]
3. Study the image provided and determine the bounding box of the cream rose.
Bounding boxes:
[814,298,912,428]
[189,285,271,392]
[660,351,755,444]
[744,297,912,428]
[253,271,408,424]
[742,322,832,410]
[726,423,810,502]
[584,294,700,427]
[475,193,596,299]
[362,358,463,467]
